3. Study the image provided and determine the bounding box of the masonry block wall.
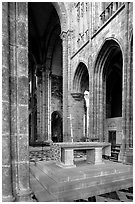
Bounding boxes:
[68,3,133,149]
[2,2,32,201]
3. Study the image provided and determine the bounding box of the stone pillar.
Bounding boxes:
[42,67,52,142]
[98,75,104,141]
[124,15,133,150]
[96,73,100,140]
[2,3,15,201]
[120,3,130,162]
[96,74,104,142]
[36,76,41,140]
[119,3,128,162]
[42,68,46,141]
[48,71,52,141]
[67,30,73,141]
[8,2,32,201]
[61,32,69,142]
[40,77,43,140]
[129,38,133,148]
[30,71,36,144]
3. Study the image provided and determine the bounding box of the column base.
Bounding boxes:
[56,162,76,168]
[16,188,33,202]
[44,139,53,145]
[2,195,15,202]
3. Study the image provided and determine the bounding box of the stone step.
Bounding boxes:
[36,160,132,182]
[30,173,58,202]
[30,163,56,190]
[49,171,132,194]
[30,161,133,202]
[55,177,133,202]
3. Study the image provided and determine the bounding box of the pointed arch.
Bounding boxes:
[94,38,123,75]
[52,2,68,32]
[73,62,89,94]
[93,39,123,142]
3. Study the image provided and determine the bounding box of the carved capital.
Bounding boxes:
[67,30,73,38]
[71,92,84,101]
[60,31,67,40]
[35,65,42,77]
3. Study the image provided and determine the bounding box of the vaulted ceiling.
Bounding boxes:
[28,2,61,65]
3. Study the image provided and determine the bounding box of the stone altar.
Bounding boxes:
[55,142,111,168]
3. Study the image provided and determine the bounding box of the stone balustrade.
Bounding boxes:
[100,2,124,25]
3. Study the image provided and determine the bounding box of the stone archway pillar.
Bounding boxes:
[3,2,32,201]
[2,3,15,202]
[61,31,69,142]
[98,75,104,141]
[119,3,132,162]
[42,67,52,142]
[88,57,95,140]
[37,75,42,140]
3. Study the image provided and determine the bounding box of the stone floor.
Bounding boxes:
[29,147,133,202]
[74,188,133,202]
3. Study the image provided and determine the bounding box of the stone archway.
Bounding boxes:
[94,39,123,143]
[28,2,68,144]
[2,2,68,201]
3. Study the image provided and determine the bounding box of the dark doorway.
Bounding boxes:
[109,131,116,146]
[51,111,63,142]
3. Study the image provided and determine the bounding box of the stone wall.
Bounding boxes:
[105,117,122,144]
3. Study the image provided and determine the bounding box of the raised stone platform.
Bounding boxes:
[30,160,133,202]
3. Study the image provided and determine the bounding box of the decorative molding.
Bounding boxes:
[71,92,84,101]
[91,4,125,39]
[71,40,89,59]
[60,31,67,40]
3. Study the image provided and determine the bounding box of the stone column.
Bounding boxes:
[48,72,52,141]
[40,77,43,140]
[129,39,133,148]
[95,73,100,140]
[61,32,69,142]
[120,3,130,162]
[2,3,15,201]
[93,73,98,139]
[36,76,41,140]
[67,30,73,141]
[42,67,52,142]
[88,56,94,140]
[98,75,104,141]
[124,10,133,150]
[42,68,46,141]
[96,73,104,142]
[8,2,32,201]
[30,71,36,144]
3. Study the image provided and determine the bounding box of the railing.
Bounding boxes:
[100,2,124,25]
